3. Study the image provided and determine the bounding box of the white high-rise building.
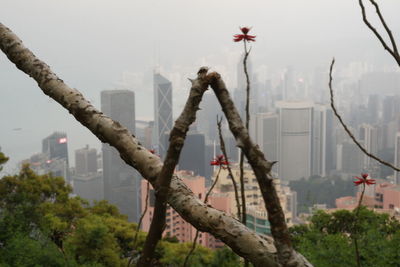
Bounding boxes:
[312,104,335,177]
[359,123,379,170]
[153,72,173,158]
[276,101,314,181]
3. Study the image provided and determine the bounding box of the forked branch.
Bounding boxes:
[137,68,210,266]
[358,0,400,66]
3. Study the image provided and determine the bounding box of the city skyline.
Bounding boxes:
[2,0,400,171]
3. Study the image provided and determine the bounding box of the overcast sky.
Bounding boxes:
[1,0,400,172]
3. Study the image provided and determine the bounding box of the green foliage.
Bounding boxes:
[158,242,213,267]
[289,175,355,213]
[0,160,232,266]
[0,232,68,267]
[0,152,8,171]
[290,208,400,267]
[210,246,241,267]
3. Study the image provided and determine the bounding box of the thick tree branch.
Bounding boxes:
[328,58,400,172]
[0,23,312,267]
[209,74,303,267]
[358,0,400,66]
[138,68,210,266]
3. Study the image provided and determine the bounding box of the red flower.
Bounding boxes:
[233,27,256,42]
[353,173,376,186]
[210,155,229,166]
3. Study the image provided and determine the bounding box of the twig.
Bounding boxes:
[217,116,241,219]
[209,74,297,266]
[127,181,150,266]
[328,58,400,172]
[358,0,400,66]
[183,167,223,267]
[240,42,251,267]
[137,68,211,266]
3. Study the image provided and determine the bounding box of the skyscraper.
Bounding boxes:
[42,132,69,165]
[73,145,102,202]
[101,90,141,222]
[178,132,206,177]
[75,145,98,175]
[277,101,313,181]
[42,132,69,181]
[312,104,335,177]
[359,123,379,171]
[153,72,173,158]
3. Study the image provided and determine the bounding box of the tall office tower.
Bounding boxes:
[42,132,69,164]
[312,104,335,177]
[277,101,313,181]
[75,145,98,175]
[153,72,173,158]
[252,113,278,170]
[101,90,141,222]
[359,123,379,170]
[42,132,69,181]
[73,145,102,202]
[394,132,400,184]
[176,132,206,177]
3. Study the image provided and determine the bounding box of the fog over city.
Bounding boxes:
[1,0,400,172]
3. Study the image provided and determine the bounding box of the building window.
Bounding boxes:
[389,204,395,209]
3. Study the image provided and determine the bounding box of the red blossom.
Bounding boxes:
[233,27,256,42]
[353,173,376,186]
[210,155,229,166]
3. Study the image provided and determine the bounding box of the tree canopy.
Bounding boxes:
[290,208,400,267]
[0,161,240,266]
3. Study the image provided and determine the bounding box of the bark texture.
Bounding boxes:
[138,68,210,266]
[0,23,312,267]
[209,74,304,266]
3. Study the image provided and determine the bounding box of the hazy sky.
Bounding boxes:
[1,0,400,172]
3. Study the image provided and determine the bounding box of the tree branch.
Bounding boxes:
[137,68,210,266]
[209,74,302,267]
[0,23,312,267]
[358,0,400,66]
[217,116,241,219]
[328,58,400,172]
